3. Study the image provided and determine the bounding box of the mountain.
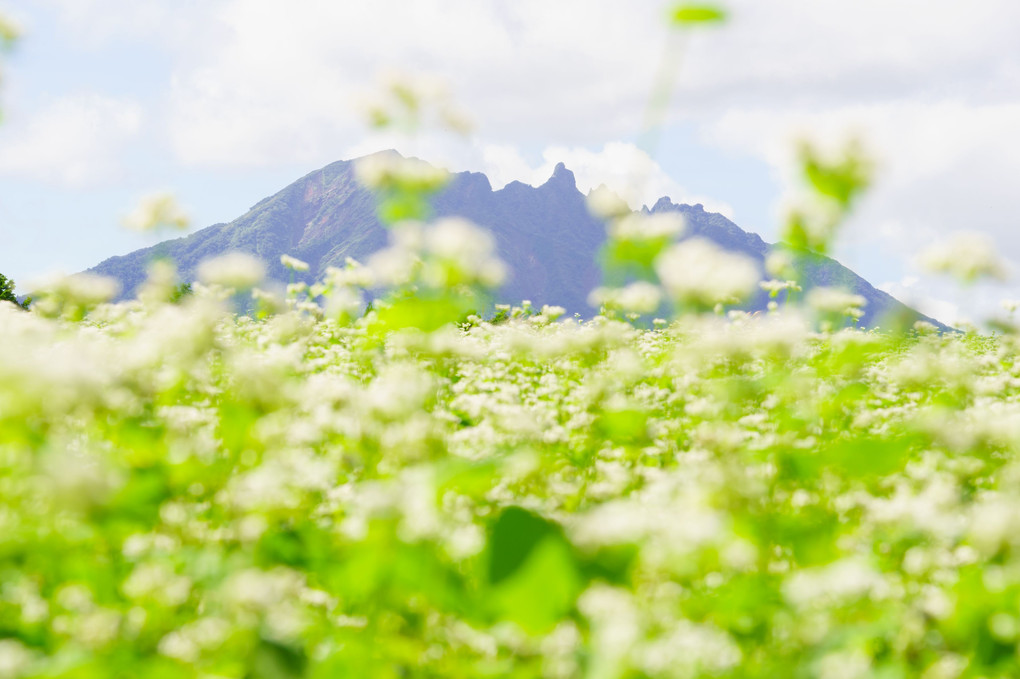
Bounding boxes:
[89,152,940,328]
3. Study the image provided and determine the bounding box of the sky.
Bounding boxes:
[1,0,1018,326]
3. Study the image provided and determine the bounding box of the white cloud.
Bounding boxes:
[525,142,734,217]
[10,0,1020,307]
[164,0,667,168]
[155,0,1020,247]
[478,144,539,190]
[0,94,143,188]
[679,0,1020,109]
[879,277,961,327]
[43,1,1017,224]
[667,1,1020,319]
[339,136,733,217]
[33,0,216,47]
[877,273,1020,330]
[701,101,1020,295]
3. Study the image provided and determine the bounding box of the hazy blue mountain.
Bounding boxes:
[89,152,940,328]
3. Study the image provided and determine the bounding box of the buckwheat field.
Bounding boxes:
[3,151,1019,679]
[3,7,1019,679]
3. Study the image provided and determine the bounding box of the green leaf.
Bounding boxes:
[799,140,872,209]
[378,191,432,223]
[601,237,671,280]
[596,408,649,445]
[485,507,582,634]
[490,537,581,634]
[250,640,307,679]
[487,507,560,584]
[671,4,727,26]
[576,543,639,585]
[371,292,480,333]
[828,435,913,479]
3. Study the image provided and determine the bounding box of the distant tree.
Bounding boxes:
[170,282,193,304]
[0,272,29,309]
[487,308,511,325]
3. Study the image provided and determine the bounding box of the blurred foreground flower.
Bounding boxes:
[759,278,801,299]
[780,139,872,256]
[197,252,266,289]
[421,217,506,289]
[137,259,180,304]
[355,152,449,195]
[919,231,1008,283]
[122,192,190,233]
[281,254,310,273]
[589,281,663,315]
[602,212,687,280]
[608,213,685,244]
[807,286,866,322]
[586,185,632,220]
[29,272,120,320]
[355,152,450,223]
[655,237,759,308]
[361,70,473,135]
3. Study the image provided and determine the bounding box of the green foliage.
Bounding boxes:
[799,139,872,210]
[169,282,193,304]
[486,307,511,325]
[485,508,582,634]
[0,6,1003,679]
[0,272,30,309]
[600,234,672,283]
[670,4,728,26]
[2,264,1015,677]
[781,139,873,256]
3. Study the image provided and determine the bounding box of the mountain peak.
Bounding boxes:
[356,148,402,161]
[650,196,705,214]
[454,169,493,194]
[88,153,945,328]
[543,162,576,190]
[652,196,674,211]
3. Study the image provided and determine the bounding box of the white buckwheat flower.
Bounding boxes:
[609,213,685,242]
[354,153,449,192]
[919,231,1008,283]
[759,279,801,298]
[280,254,310,272]
[422,217,507,288]
[123,192,190,233]
[655,238,759,307]
[807,287,867,317]
[0,639,32,678]
[197,252,266,289]
[29,273,121,317]
[586,185,631,219]
[588,282,663,314]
